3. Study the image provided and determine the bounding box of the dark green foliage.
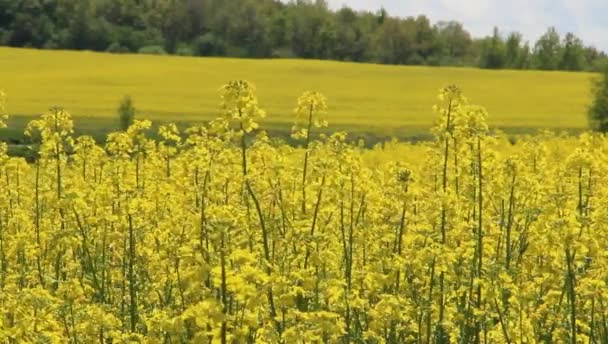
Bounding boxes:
[479,27,506,69]
[118,95,135,131]
[504,33,530,69]
[589,66,608,132]
[534,27,562,70]
[193,33,225,56]
[138,45,167,55]
[0,0,605,71]
[560,33,585,71]
[106,42,130,54]
[175,44,194,56]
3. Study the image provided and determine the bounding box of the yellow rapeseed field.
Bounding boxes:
[0,47,596,138]
[1,82,607,343]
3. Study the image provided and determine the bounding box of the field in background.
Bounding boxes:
[0,47,597,142]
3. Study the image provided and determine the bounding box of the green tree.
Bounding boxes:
[118,95,136,131]
[479,27,506,69]
[160,0,192,53]
[560,32,585,71]
[534,27,562,70]
[435,21,472,62]
[589,65,608,132]
[505,32,523,68]
[583,47,608,72]
[286,0,333,59]
[4,0,57,48]
[193,33,226,56]
[414,15,437,62]
[518,42,532,69]
[375,17,420,65]
[333,7,358,61]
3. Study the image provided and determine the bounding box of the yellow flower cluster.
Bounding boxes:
[0,83,607,343]
[292,91,328,141]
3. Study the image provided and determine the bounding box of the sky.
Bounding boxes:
[324,0,608,52]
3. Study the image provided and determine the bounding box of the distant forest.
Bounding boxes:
[1,0,606,71]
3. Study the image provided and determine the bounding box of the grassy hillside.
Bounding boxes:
[0,47,597,141]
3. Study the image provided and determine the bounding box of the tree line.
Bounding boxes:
[1,0,606,71]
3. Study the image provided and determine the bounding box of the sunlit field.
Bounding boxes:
[0,47,596,141]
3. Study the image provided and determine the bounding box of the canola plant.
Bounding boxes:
[0,83,606,343]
